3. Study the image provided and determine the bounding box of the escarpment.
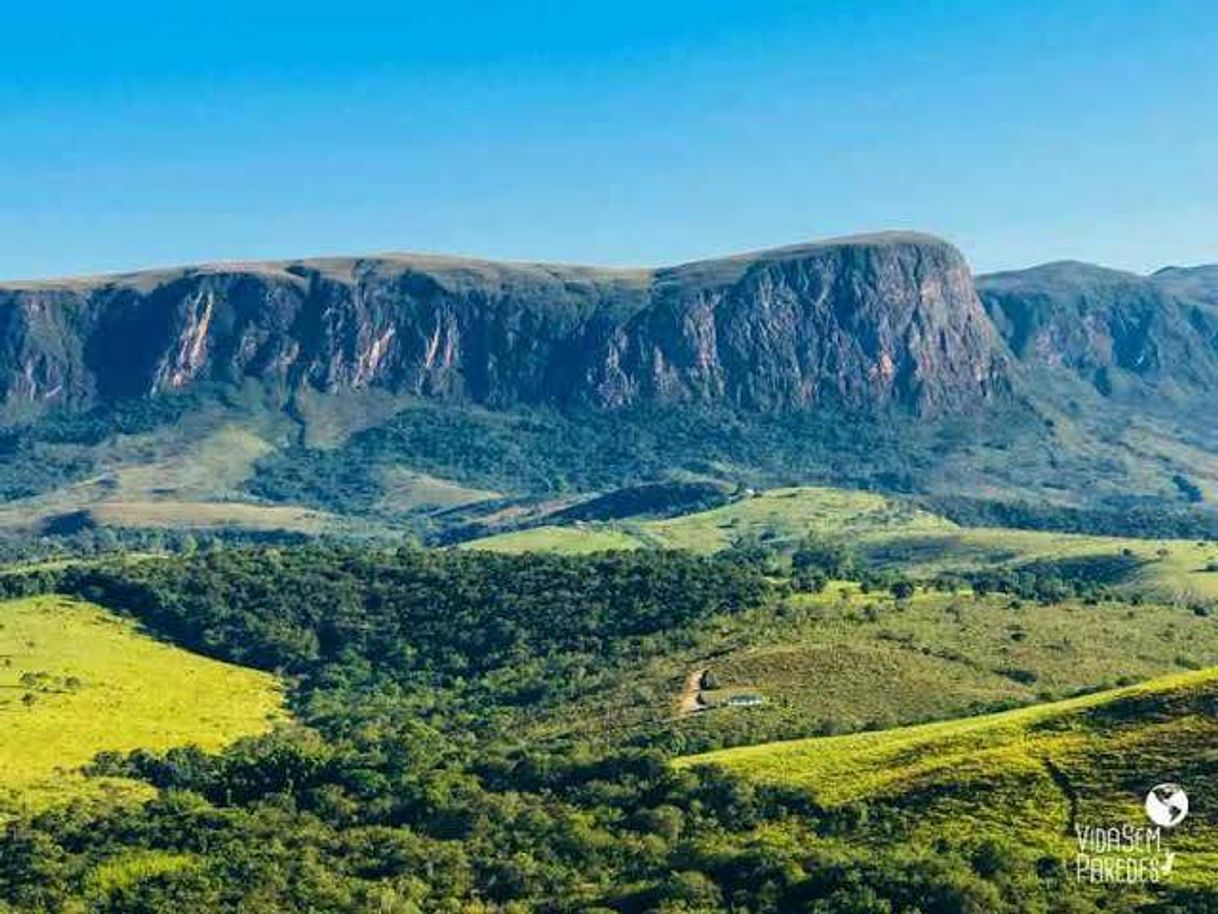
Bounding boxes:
[0,233,1014,420]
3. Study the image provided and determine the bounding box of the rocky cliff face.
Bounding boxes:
[0,232,1012,420]
[976,261,1218,401]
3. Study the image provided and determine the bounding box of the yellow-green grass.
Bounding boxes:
[464,486,948,554]
[526,583,1218,751]
[677,665,1213,800]
[642,488,1218,602]
[643,486,954,552]
[462,524,645,554]
[377,467,500,514]
[83,850,202,899]
[679,666,1218,888]
[87,499,335,532]
[0,596,285,815]
[465,486,1218,600]
[716,587,1218,707]
[49,420,279,512]
[0,419,344,535]
[0,419,322,534]
[99,423,275,499]
[870,526,1218,600]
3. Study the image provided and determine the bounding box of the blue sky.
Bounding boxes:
[1,1,1215,279]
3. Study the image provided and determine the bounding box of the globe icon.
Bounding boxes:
[1146,784,1189,828]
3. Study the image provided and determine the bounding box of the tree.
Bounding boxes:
[792,536,856,580]
[794,566,828,593]
[891,580,915,601]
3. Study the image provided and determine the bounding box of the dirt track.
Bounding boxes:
[678,668,707,715]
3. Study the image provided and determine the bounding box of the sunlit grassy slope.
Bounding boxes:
[0,417,345,535]
[702,585,1218,724]
[679,666,1218,889]
[461,524,644,554]
[0,596,285,815]
[376,467,500,514]
[528,581,1218,751]
[467,486,1218,600]
[87,500,334,532]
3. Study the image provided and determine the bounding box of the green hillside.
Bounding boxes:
[526,579,1218,754]
[468,485,1218,601]
[1,544,1215,911]
[0,596,285,816]
[680,665,1218,892]
[458,523,645,554]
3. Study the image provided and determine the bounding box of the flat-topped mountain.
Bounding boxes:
[0,232,1011,419]
[1,233,1217,547]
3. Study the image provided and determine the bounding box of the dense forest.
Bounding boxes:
[925,495,1218,542]
[248,402,938,514]
[0,545,1201,912]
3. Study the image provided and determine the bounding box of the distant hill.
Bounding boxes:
[1153,263,1218,310]
[976,261,1218,404]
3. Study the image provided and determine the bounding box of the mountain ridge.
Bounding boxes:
[0,230,950,289]
[0,233,1216,543]
[976,257,1218,402]
[0,231,1012,419]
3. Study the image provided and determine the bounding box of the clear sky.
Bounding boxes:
[1,1,1215,280]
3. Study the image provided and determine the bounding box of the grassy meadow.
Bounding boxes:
[0,414,342,536]
[467,486,1218,601]
[459,523,645,554]
[86,499,334,532]
[678,665,1218,892]
[524,581,1218,756]
[0,596,285,816]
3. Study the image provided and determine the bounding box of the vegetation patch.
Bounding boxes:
[0,545,1214,911]
[679,666,1218,890]
[0,595,285,814]
[467,485,1218,602]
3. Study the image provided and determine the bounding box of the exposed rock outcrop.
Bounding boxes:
[0,232,1013,420]
[976,261,1218,401]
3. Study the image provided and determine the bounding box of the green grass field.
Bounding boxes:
[644,486,952,551]
[0,414,349,536]
[467,486,1218,601]
[0,596,285,816]
[376,467,500,515]
[86,499,335,532]
[462,523,645,554]
[679,665,1218,891]
[524,581,1218,759]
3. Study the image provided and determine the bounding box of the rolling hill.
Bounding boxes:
[2,539,1217,910]
[678,665,1218,893]
[0,595,285,817]
[467,485,1218,604]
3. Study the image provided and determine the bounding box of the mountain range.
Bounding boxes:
[0,232,1215,545]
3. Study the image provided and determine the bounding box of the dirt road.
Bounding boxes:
[678,668,708,715]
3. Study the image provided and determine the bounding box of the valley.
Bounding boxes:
[5,1,1214,908]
